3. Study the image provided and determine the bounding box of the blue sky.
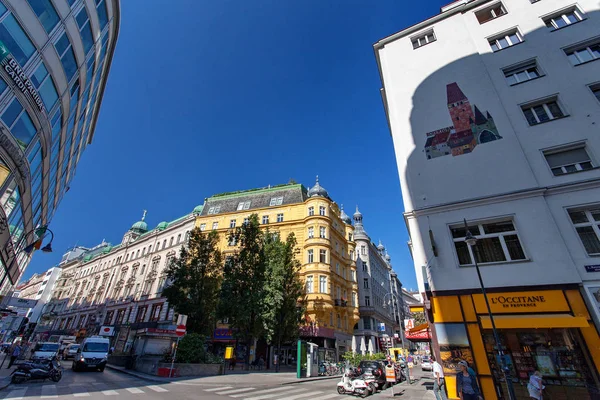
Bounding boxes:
[24,0,447,290]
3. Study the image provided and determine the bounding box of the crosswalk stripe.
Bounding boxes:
[41,385,58,399]
[101,390,119,396]
[284,391,325,400]
[243,388,307,400]
[126,388,145,394]
[231,387,292,398]
[311,394,344,400]
[73,392,90,397]
[205,386,233,392]
[216,387,255,395]
[147,385,168,393]
[4,389,27,400]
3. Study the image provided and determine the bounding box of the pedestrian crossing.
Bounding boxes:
[201,385,359,400]
[0,384,170,399]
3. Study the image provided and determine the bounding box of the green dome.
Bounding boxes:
[193,205,204,214]
[156,221,169,231]
[131,220,148,232]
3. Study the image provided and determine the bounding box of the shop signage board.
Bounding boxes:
[7,297,37,308]
[584,265,600,273]
[473,290,570,314]
[99,326,114,336]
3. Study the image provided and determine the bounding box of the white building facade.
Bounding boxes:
[375,0,600,398]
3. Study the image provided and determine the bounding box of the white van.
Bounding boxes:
[72,336,110,372]
[32,342,60,360]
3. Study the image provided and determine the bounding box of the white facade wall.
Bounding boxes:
[376,0,600,305]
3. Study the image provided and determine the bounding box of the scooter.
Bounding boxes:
[11,356,63,384]
[337,367,370,398]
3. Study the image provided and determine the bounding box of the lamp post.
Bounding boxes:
[463,219,516,400]
[383,292,406,353]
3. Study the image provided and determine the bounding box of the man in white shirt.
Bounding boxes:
[432,355,448,400]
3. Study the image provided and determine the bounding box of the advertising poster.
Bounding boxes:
[435,323,474,374]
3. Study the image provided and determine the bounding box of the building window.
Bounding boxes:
[96,0,109,29]
[543,144,593,176]
[337,314,341,328]
[411,30,436,49]
[488,29,523,52]
[308,249,314,263]
[319,276,327,293]
[336,263,340,274]
[269,197,283,206]
[228,236,237,246]
[27,0,60,34]
[568,207,600,255]
[277,213,284,223]
[351,270,356,282]
[176,234,181,244]
[564,38,600,66]
[348,233,353,241]
[75,7,94,54]
[319,227,326,238]
[150,303,163,322]
[475,2,507,24]
[365,296,371,307]
[319,249,327,263]
[135,306,148,323]
[0,14,35,66]
[543,7,585,30]
[243,217,249,225]
[308,227,314,238]
[262,215,269,224]
[212,222,218,230]
[364,278,369,289]
[503,59,542,86]
[308,207,314,216]
[207,206,221,215]
[237,201,251,211]
[54,32,77,82]
[451,219,526,266]
[361,246,366,255]
[591,83,600,103]
[521,97,565,125]
[1,98,37,149]
[306,275,313,293]
[200,223,206,231]
[230,219,236,228]
[352,292,357,307]
[319,206,326,216]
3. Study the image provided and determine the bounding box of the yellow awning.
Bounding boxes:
[479,314,589,330]
[408,322,429,333]
[410,306,424,312]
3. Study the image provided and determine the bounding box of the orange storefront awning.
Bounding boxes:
[408,322,429,333]
[479,314,589,330]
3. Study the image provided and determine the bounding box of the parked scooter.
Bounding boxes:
[337,367,370,397]
[11,356,63,384]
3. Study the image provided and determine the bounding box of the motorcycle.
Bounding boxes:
[11,356,63,384]
[337,367,370,398]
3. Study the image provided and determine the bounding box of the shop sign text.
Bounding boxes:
[490,295,546,309]
[3,57,44,112]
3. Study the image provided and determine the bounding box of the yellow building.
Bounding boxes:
[195,179,360,362]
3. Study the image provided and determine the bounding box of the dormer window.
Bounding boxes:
[236,201,251,211]
[208,206,221,215]
[269,197,283,206]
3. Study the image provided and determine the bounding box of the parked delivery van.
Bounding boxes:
[72,336,110,372]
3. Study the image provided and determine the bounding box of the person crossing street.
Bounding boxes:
[7,343,21,369]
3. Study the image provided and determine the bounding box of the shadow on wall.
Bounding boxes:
[400,8,600,212]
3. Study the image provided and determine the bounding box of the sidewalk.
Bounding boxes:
[107,364,341,385]
[0,353,17,390]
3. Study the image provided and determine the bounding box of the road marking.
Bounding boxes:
[311,394,344,400]
[216,387,255,395]
[126,388,145,394]
[101,390,119,396]
[41,385,58,399]
[231,387,292,398]
[73,393,90,397]
[4,389,27,400]
[204,386,233,392]
[147,385,168,393]
[243,388,305,400]
[284,391,325,400]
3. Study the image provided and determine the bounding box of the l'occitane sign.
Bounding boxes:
[473,290,570,314]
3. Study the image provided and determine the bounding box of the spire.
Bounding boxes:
[446,82,468,104]
[474,105,487,125]
[353,206,368,240]
[141,210,147,221]
[486,111,494,120]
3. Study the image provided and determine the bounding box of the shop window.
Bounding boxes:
[450,219,526,266]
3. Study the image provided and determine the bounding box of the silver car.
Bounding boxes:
[62,344,80,360]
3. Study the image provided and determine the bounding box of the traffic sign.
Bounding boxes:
[175,324,186,337]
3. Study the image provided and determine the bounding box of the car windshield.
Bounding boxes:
[359,361,381,370]
[35,343,59,352]
[69,345,80,351]
[83,342,108,352]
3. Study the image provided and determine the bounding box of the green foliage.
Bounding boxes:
[341,351,388,366]
[262,232,306,347]
[175,333,207,363]
[162,228,223,336]
[413,311,427,326]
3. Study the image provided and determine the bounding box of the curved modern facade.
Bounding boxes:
[0,0,120,293]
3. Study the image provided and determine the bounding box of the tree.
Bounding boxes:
[162,228,223,336]
[263,232,306,371]
[218,214,266,370]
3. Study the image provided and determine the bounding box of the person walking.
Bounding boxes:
[7,343,21,369]
[456,360,482,400]
[432,355,448,400]
[527,371,544,400]
[407,354,414,383]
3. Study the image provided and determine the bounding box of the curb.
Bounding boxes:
[281,375,341,385]
[105,365,171,383]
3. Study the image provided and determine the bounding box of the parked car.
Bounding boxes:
[32,342,60,360]
[357,360,387,389]
[421,356,432,371]
[72,336,110,372]
[62,344,80,360]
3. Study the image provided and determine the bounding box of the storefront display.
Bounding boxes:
[483,329,600,399]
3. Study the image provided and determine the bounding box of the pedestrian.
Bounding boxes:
[258,356,264,370]
[229,356,236,370]
[407,353,414,382]
[456,360,482,400]
[527,370,544,400]
[432,355,448,400]
[7,343,21,369]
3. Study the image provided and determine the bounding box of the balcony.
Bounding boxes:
[334,299,348,307]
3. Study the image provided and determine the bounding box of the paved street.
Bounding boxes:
[0,362,436,400]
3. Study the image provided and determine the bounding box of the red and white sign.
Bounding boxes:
[99,326,115,336]
[175,324,186,337]
[404,319,415,331]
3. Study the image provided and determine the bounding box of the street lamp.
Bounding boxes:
[463,219,516,400]
[383,292,406,353]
